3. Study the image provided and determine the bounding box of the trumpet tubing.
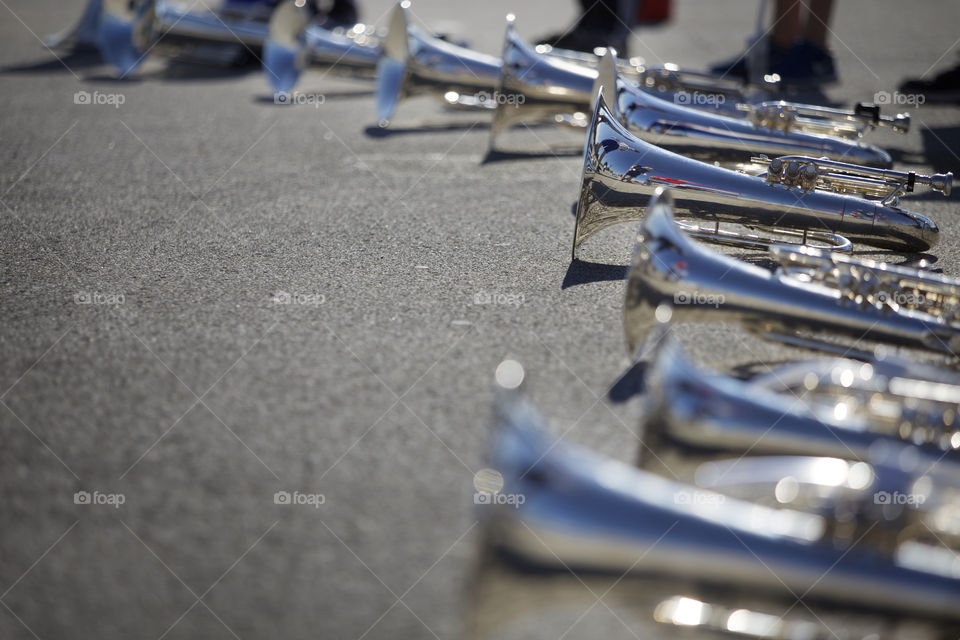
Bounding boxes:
[594,51,895,167]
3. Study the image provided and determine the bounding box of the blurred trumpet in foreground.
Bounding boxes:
[637,335,960,476]
[466,368,960,639]
[621,189,960,356]
[573,92,946,256]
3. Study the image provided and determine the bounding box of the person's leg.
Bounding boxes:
[802,0,833,49]
[770,0,803,50]
[786,0,836,84]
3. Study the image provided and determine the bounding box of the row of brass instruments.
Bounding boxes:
[50,0,959,637]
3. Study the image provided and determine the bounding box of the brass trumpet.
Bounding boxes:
[621,189,960,356]
[467,372,960,639]
[574,91,944,257]
[593,50,895,167]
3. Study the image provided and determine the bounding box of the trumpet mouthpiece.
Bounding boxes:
[932,172,953,197]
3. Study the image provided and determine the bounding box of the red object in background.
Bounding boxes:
[637,0,671,25]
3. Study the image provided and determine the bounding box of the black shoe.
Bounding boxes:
[900,64,960,103]
[709,41,790,81]
[773,40,837,87]
[537,25,627,56]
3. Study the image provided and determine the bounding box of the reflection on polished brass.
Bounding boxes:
[465,371,960,639]
[573,92,942,258]
[621,189,960,356]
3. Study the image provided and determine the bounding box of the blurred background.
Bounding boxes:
[1,1,958,638]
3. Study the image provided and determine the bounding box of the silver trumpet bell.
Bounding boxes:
[621,189,960,356]
[375,0,502,126]
[262,0,382,95]
[44,0,103,51]
[573,91,943,258]
[469,373,960,639]
[638,335,960,474]
[594,50,894,167]
[98,0,274,77]
[488,15,597,146]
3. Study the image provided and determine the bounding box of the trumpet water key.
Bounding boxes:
[573,92,942,257]
[621,189,960,356]
[594,51,895,167]
[98,0,277,76]
[262,0,383,94]
[468,371,960,639]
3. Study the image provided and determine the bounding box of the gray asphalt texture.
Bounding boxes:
[2,1,960,639]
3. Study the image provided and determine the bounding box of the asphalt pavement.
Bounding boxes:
[1,1,959,638]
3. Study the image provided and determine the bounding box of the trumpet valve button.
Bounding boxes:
[767,158,784,182]
[784,161,801,186]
